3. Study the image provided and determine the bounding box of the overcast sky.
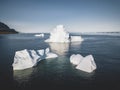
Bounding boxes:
[0,0,120,33]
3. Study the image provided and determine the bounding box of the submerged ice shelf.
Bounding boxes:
[70,54,97,73]
[45,25,83,43]
[12,48,58,70]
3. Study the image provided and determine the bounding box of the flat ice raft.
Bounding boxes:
[12,48,58,70]
[70,36,84,42]
[70,54,97,73]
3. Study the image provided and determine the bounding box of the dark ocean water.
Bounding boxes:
[0,33,120,90]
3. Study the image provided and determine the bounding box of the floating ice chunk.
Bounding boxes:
[34,33,44,37]
[45,25,70,43]
[70,36,84,42]
[13,49,36,70]
[70,54,83,65]
[13,48,58,70]
[46,52,58,59]
[45,48,58,58]
[76,55,97,73]
[70,54,97,73]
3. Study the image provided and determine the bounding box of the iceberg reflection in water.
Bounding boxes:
[13,68,34,83]
[75,69,95,79]
[48,43,70,55]
[48,42,83,56]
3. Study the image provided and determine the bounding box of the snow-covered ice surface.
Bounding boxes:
[70,54,97,73]
[45,25,70,43]
[12,48,58,70]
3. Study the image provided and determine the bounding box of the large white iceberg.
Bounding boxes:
[45,25,84,43]
[12,48,58,70]
[70,36,84,42]
[45,25,70,43]
[70,54,97,73]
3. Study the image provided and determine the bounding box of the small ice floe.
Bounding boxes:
[34,33,44,37]
[70,54,83,65]
[45,48,58,59]
[70,36,84,42]
[12,48,57,70]
[70,54,97,73]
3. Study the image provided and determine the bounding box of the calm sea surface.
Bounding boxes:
[0,33,120,90]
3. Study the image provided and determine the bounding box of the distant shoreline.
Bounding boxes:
[0,22,18,34]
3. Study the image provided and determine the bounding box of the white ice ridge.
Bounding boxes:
[12,48,58,70]
[70,54,97,73]
[34,33,44,37]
